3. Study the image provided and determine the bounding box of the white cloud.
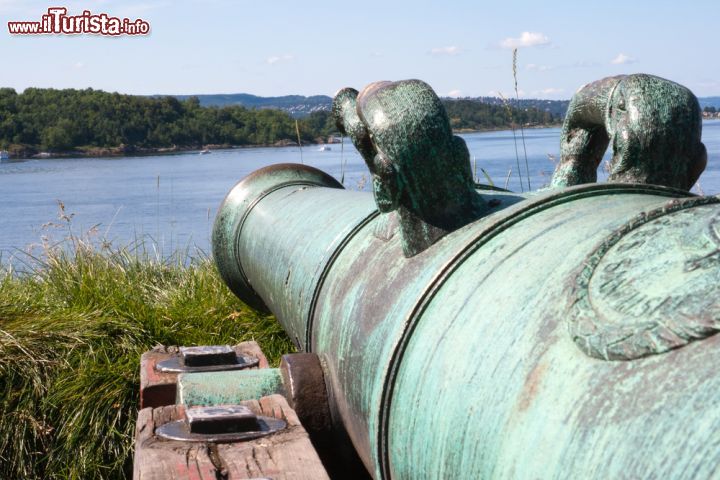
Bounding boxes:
[74,61,85,69]
[429,46,462,56]
[611,53,637,65]
[447,89,462,98]
[267,54,294,65]
[500,32,550,49]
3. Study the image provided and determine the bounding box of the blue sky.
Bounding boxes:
[1,0,718,99]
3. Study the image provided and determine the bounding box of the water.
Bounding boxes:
[2,121,720,265]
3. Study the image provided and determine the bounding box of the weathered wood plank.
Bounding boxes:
[133,395,329,480]
[219,394,329,480]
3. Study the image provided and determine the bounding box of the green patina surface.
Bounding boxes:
[333,80,486,257]
[178,368,284,407]
[550,74,706,190]
[209,78,720,479]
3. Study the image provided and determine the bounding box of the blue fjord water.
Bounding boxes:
[2,121,719,265]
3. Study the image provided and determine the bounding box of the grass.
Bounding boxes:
[0,223,294,479]
[512,48,531,191]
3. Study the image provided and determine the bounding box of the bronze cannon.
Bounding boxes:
[211,78,720,479]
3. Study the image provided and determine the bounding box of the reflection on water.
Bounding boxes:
[2,121,719,265]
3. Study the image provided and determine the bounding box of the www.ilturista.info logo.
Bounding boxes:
[8,7,150,36]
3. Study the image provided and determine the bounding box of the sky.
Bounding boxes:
[1,0,719,100]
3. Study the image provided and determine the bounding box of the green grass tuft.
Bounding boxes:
[0,232,294,479]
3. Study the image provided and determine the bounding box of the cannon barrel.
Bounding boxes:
[212,161,720,479]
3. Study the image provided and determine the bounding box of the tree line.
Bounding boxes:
[442,99,558,130]
[0,88,337,154]
[0,88,559,155]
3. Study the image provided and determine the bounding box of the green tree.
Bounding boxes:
[41,119,75,151]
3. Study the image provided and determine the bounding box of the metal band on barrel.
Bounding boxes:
[305,210,381,351]
[231,181,328,310]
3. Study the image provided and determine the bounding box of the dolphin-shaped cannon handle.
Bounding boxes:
[551,74,707,190]
[332,79,488,257]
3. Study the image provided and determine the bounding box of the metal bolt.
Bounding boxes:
[155,404,286,442]
[186,405,259,434]
[180,345,237,367]
[155,345,259,373]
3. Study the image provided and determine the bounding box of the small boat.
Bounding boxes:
[0,150,9,161]
[199,149,211,155]
[318,145,332,152]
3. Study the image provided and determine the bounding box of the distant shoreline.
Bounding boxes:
[9,118,720,160]
[454,122,562,134]
[4,123,565,160]
[4,140,315,160]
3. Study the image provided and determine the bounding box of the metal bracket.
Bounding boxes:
[155,405,286,443]
[155,345,259,373]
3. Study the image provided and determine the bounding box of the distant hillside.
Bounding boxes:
[168,93,333,117]
[465,96,720,119]
[443,99,559,130]
[167,92,571,119]
[164,92,720,120]
[700,97,720,110]
[467,97,570,119]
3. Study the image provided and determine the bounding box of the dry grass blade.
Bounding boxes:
[498,91,524,192]
[295,119,303,164]
[512,48,531,191]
